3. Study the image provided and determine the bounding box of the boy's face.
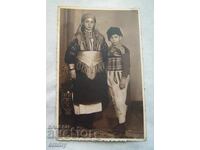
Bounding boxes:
[110,34,122,45]
[83,18,95,31]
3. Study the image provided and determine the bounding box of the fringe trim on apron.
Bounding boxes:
[76,61,104,80]
[76,51,104,80]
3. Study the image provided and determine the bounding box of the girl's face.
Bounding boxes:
[110,34,121,45]
[83,18,95,31]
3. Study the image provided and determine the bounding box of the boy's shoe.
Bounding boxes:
[113,123,126,137]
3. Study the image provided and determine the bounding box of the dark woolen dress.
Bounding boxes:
[65,30,109,119]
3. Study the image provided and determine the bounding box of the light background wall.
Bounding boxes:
[59,9,143,101]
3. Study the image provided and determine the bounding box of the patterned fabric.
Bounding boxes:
[74,28,104,52]
[106,44,130,77]
[64,21,109,109]
[107,57,123,71]
[83,31,100,51]
[76,51,104,80]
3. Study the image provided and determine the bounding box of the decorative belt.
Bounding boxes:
[76,51,104,80]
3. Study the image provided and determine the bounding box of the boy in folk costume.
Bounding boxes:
[106,27,130,136]
[65,14,109,129]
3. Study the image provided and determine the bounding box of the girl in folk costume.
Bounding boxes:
[65,14,109,129]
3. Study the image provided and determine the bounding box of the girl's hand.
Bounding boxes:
[70,69,76,80]
[119,77,126,89]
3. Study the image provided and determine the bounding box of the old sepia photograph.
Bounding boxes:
[57,7,145,141]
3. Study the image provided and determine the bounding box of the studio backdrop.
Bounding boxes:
[59,9,143,102]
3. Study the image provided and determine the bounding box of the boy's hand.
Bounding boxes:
[70,69,76,80]
[119,77,126,89]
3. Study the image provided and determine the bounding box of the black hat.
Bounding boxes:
[107,27,123,40]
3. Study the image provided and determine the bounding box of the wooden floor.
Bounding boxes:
[59,101,144,139]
